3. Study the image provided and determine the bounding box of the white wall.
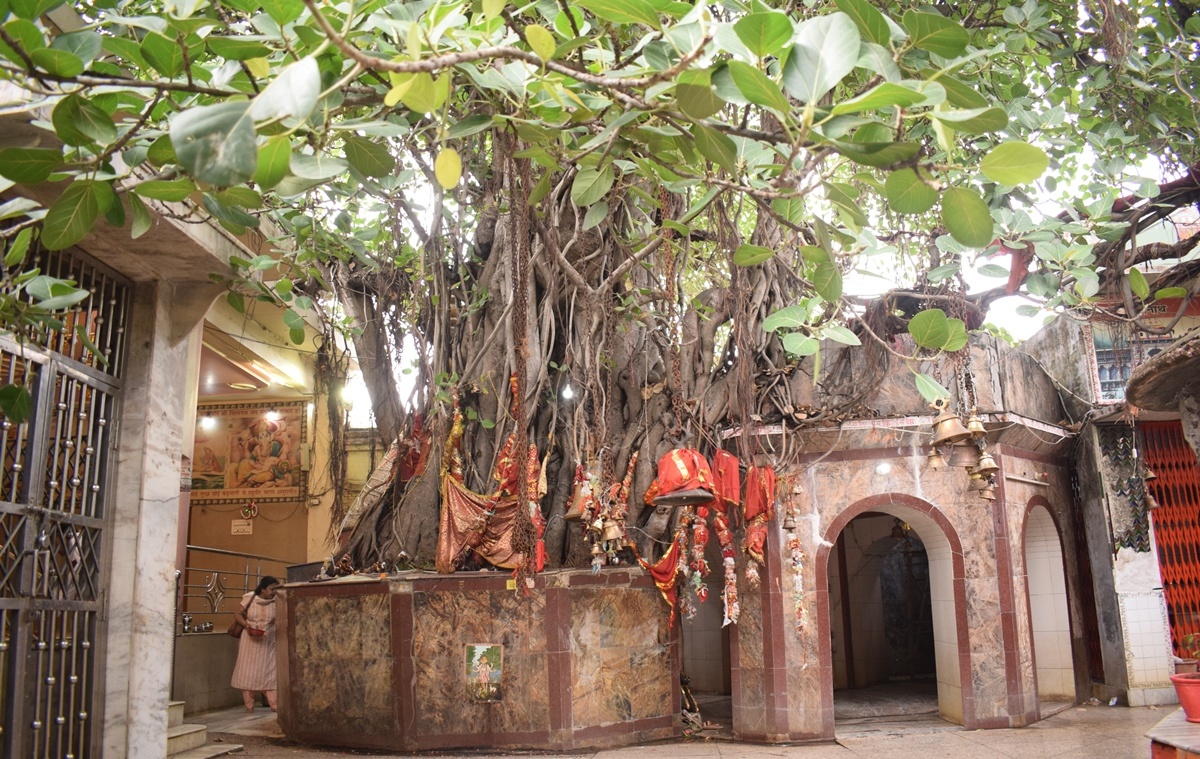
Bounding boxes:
[1025,506,1074,701]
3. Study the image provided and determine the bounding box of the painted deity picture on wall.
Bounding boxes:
[465,643,503,702]
[192,402,306,502]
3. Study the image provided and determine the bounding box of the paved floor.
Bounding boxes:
[196,702,1169,758]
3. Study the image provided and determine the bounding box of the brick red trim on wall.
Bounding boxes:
[813,493,976,735]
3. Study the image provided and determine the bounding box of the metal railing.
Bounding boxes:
[176,544,292,634]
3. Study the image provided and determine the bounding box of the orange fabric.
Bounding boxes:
[636,531,685,627]
[436,477,524,572]
[743,465,776,565]
[646,448,715,505]
[711,449,740,515]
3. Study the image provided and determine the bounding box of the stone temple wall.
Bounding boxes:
[276,568,678,752]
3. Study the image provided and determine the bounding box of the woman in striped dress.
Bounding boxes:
[231,576,281,711]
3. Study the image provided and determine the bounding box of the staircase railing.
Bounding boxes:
[176,545,292,633]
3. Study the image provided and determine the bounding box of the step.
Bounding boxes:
[168,700,186,728]
[167,723,208,756]
[168,743,244,759]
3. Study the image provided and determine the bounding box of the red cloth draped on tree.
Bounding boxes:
[636,530,686,627]
[743,464,776,565]
[436,408,543,573]
[643,448,716,505]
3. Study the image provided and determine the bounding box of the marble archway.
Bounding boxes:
[1023,501,1075,704]
[816,494,972,728]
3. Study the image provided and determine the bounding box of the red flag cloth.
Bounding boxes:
[743,465,776,522]
[636,531,685,627]
[743,465,776,565]
[711,449,740,516]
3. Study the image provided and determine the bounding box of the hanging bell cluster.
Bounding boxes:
[927,400,998,500]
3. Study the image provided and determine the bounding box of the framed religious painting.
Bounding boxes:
[465,643,503,702]
[192,401,307,503]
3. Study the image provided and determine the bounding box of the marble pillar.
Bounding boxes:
[103,282,195,758]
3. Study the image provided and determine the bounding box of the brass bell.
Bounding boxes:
[602,519,624,542]
[979,483,996,500]
[782,512,797,531]
[927,447,948,469]
[1144,467,1158,481]
[931,400,972,447]
[588,517,604,534]
[948,443,980,469]
[973,451,999,476]
[591,542,604,557]
[966,409,986,438]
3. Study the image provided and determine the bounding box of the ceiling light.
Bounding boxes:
[228,382,258,391]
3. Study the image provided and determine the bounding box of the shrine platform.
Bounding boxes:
[275,568,680,752]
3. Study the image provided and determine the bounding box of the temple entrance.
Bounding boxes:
[1024,504,1076,707]
[680,536,733,736]
[828,509,962,728]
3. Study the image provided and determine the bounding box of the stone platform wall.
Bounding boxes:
[276,568,679,752]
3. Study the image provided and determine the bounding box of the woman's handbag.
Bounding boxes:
[226,601,251,638]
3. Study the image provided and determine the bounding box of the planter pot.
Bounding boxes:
[1177,659,1198,674]
[1171,672,1200,721]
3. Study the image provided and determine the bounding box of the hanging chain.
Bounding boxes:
[509,138,536,590]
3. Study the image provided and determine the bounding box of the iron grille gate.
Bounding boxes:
[0,249,128,759]
[1143,421,1200,657]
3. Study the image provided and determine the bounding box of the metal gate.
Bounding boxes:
[1143,421,1200,656]
[0,250,128,758]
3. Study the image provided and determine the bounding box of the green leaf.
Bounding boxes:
[4,228,31,267]
[261,0,305,25]
[677,78,725,121]
[344,136,396,178]
[571,165,615,206]
[0,384,32,424]
[980,142,1049,185]
[575,0,660,27]
[724,61,791,114]
[938,75,988,109]
[129,193,152,239]
[291,153,348,181]
[51,31,101,67]
[914,372,949,402]
[930,106,1008,134]
[207,36,272,61]
[825,325,860,345]
[140,32,186,77]
[908,309,949,349]
[942,319,968,352]
[734,12,793,58]
[1155,287,1189,300]
[902,10,968,58]
[146,135,177,166]
[884,168,937,214]
[0,147,61,183]
[201,193,258,233]
[30,47,82,77]
[248,56,321,122]
[214,187,263,208]
[811,260,842,301]
[940,188,994,248]
[834,0,890,45]
[782,332,821,356]
[289,327,306,345]
[42,180,105,251]
[831,140,920,167]
[781,12,861,104]
[526,24,556,61]
[733,244,774,267]
[435,148,461,190]
[10,0,63,20]
[1128,268,1150,301]
[447,114,494,139]
[254,134,291,189]
[927,263,960,283]
[831,82,928,115]
[171,101,258,187]
[690,123,737,173]
[227,291,245,313]
[28,276,91,309]
[583,202,608,230]
[0,20,45,67]
[978,263,1009,278]
[52,95,116,147]
[763,304,810,332]
[133,178,196,202]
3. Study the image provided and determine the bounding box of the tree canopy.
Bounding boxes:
[1,0,1198,565]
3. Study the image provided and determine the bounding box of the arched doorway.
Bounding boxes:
[1024,503,1075,706]
[819,496,968,729]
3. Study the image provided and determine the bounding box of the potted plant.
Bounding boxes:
[1176,634,1200,674]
